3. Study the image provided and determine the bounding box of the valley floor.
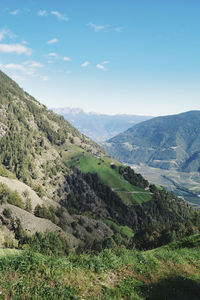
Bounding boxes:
[131,164,200,208]
[0,234,200,299]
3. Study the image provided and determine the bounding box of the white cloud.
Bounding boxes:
[65,70,72,74]
[24,61,44,68]
[47,52,58,58]
[81,61,90,67]
[47,38,58,44]
[2,63,26,71]
[96,61,110,70]
[63,56,72,61]
[96,64,105,70]
[9,9,19,15]
[0,44,32,55]
[0,29,16,41]
[51,11,68,21]
[1,62,38,76]
[0,29,9,41]
[11,75,26,82]
[101,60,110,65]
[88,22,107,32]
[88,22,123,33]
[47,53,71,62]
[38,10,48,17]
[1,62,48,82]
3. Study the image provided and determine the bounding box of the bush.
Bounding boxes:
[3,207,12,218]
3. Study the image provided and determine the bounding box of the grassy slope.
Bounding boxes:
[66,145,152,205]
[0,234,199,299]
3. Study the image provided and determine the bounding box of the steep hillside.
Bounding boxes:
[0,70,199,253]
[103,111,200,172]
[53,107,151,142]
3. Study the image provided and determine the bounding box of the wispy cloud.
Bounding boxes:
[63,56,72,61]
[9,9,20,15]
[47,38,58,44]
[47,52,58,58]
[88,22,123,33]
[96,61,110,70]
[2,63,26,72]
[0,61,48,82]
[51,11,68,21]
[0,29,16,41]
[81,61,90,67]
[11,74,26,82]
[0,43,32,55]
[24,60,44,68]
[88,22,107,32]
[1,61,43,73]
[37,10,48,17]
[47,53,71,62]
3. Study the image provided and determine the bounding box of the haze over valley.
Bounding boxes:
[53,107,152,142]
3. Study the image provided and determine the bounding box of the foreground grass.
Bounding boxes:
[0,234,200,299]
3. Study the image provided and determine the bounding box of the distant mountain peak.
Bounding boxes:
[52,107,152,142]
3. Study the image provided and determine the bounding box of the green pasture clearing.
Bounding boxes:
[104,219,134,238]
[66,148,152,204]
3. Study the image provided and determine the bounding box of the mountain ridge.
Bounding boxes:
[52,107,152,142]
[0,69,199,253]
[103,110,200,172]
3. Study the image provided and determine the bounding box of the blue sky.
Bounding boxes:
[0,0,200,116]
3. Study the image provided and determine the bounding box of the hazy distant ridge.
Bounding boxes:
[52,107,152,142]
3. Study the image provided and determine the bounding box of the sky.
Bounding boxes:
[0,0,200,116]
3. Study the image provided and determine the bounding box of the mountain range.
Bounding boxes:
[0,70,200,299]
[103,111,200,206]
[103,111,200,172]
[52,107,152,142]
[0,69,198,251]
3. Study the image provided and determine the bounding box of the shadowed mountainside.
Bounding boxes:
[103,111,200,172]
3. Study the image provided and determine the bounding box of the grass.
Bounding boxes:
[104,219,134,238]
[65,146,152,205]
[0,249,20,257]
[0,234,200,299]
[117,191,152,205]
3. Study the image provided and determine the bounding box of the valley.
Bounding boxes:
[131,164,200,208]
[0,70,199,299]
[103,111,200,208]
[53,107,152,142]
[0,1,200,298]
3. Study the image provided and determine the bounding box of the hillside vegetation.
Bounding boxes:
[0,69,199,257]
